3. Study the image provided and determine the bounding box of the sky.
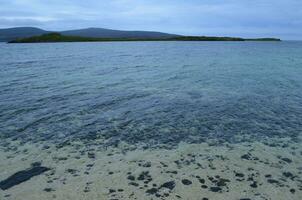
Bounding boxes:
[0,0,301,40]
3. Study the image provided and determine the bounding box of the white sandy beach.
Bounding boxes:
[1,136,301,200]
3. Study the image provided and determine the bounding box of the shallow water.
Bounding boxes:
[0,41,302,199]
[1,41,302,146]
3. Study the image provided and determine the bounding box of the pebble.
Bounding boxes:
[181,179,192,185]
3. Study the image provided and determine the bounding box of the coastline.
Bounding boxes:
[8,33,281,43]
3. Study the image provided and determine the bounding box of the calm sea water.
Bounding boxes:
[0,41,302,147]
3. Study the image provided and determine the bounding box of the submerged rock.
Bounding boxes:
[146,187,158,195]
[210,186,222,192]
[241,154,252,160]
[283,172,294,179]
[281,157,292,163]
[267,179,279,184]
[44,188,55,192]
[181,179,192,185]
[160,181,176,190]
[216,178,230,187]
[88,152,96,159]
[0,165,50,190]
[127,175,135,181]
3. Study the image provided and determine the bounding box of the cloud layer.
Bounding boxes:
[1,0,301,39]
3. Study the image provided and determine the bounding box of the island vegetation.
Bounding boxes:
[8,33,281,43]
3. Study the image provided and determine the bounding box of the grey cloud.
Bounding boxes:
[0,0,301,39]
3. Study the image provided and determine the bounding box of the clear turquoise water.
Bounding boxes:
[0,41,302,147]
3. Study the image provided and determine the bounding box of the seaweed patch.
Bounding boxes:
[0,163,50,190]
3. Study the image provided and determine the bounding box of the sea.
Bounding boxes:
[0,41,301,200]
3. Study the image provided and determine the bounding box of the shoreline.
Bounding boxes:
[8,33,281,43]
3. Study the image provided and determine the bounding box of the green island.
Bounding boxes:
[8,33,281,43]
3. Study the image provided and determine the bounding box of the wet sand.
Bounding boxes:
[1,136,301,200]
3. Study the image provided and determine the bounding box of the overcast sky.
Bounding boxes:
[1,0,301,39]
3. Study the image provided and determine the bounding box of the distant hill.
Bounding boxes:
[1,27,281,43]
[0,27,179,42]
[60,28,180,39]
[0,27,49,42]
[8,33,281,43]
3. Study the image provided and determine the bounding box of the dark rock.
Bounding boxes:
[267,179,279,184]
[290,188,296,193]
[160,181,176,190]
[241,154,252,160]
[146,188,158,195]
[167,170,178,174]
[281,157,292,163]
[31,162,42,167]
[216,178,230,187]
[235,172,245,178]
[250,181,257,188]
[66,169,77,174]
[283,172,294,178]
[209,186,222,192]
[55,157,68,161]
[142,162,151,168]
[137,176,144,181]
[44,188,55,192]
[109,189,116,193]
[137,171,152,183]
[198,178,205,184]
[160,162,168,167]
[129,182,139,187]
[0,166,50,190]
[127,175,135,181]
[88,152,96,159]
[181,179,192,185]
[42,145,50,150]
[86,164,94,168]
